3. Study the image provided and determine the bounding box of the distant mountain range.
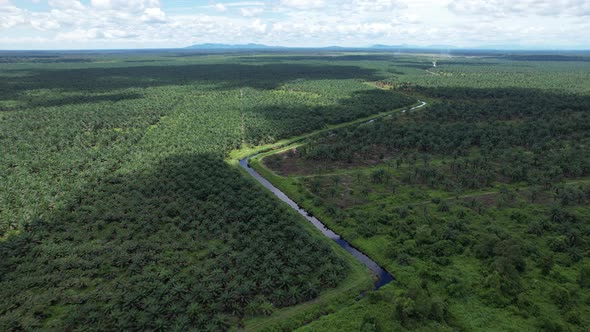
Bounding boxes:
[186,43,286,50]
[185,43,460,50]
[370,44,457,50]
[184,43,589,52]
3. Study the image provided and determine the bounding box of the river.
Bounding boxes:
[239,158,394,289]
[238,100,427,289]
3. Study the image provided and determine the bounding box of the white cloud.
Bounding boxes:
[57,28,104,41]
[278,0,405,13]
[280,0,326,9]
[0,0,26,29]
[48,0,84,10]
[0,0,588,49]
[90,0,161,12]
[203,1,265,10]
[142,7,167,23]
[89,0,112,10]
[30,17,61,31]
[56,27,142,41]
[449,0,590,17]
[241,7,264,17]
[215,3,227,12]
[352,0,406,12]
[251,18,267,33]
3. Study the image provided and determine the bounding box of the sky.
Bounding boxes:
[0,0,588,50]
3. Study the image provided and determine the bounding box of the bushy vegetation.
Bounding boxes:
[297,88,590,190]
[261,54,590,330]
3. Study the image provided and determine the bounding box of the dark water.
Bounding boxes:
[239,157,395,289]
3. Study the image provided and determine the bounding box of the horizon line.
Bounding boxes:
[1,45,589,52]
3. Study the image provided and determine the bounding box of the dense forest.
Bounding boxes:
[2,51,590,330]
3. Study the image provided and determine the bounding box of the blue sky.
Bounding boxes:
[0,0,589,50]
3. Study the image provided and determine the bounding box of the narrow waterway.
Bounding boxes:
[238,101,427,289]
[239,157,395,289]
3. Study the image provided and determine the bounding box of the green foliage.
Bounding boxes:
[578,265,590,288]
[260,54,590,330]
[3,51,590,331]
[299,89,590,192]
[0,52,419,330]
[0,155,349,330]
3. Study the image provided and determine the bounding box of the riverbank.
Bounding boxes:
[226,97,426,330]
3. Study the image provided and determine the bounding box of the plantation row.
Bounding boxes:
[0,54,416,330]
[1,63,413,237]
[1,154,347,330]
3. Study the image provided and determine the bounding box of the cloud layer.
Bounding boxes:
[449,0,590,17]
[0,0,588,49]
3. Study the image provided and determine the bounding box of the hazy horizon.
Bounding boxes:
[2,44,590,52]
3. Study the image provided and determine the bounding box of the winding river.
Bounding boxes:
[239,100,427,290]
